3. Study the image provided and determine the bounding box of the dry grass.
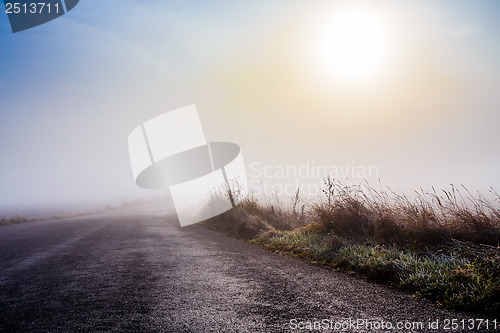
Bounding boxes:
[312,178,499,247]
[0,215,30,225]
[204,178,499,247]
[201,188,309,239]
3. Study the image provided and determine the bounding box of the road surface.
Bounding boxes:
[0,205,490,332]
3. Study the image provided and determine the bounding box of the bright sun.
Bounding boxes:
[320,8,390,82]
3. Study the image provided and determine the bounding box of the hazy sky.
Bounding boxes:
[1,0,499,208]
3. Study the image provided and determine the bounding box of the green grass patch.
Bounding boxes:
[251,227,500,315]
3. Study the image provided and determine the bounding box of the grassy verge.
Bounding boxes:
[201,179,500,315]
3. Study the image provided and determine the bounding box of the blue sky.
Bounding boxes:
[1,0,499,208]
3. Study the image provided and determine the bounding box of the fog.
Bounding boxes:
[1,0,499,215]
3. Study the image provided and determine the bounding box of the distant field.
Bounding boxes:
[0,198,168,225]
[0,203,106,222]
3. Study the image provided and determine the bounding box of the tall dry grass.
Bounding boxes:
[312,178,499,247]
[204,178,499,247]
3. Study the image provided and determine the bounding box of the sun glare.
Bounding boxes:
[319,8,391,83]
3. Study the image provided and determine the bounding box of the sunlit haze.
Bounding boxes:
[318,6,391,82]
[1,0,499,213]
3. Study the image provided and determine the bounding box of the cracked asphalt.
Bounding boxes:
[0,205,493,332]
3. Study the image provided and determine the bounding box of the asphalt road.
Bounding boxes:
[0,205,493,332]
